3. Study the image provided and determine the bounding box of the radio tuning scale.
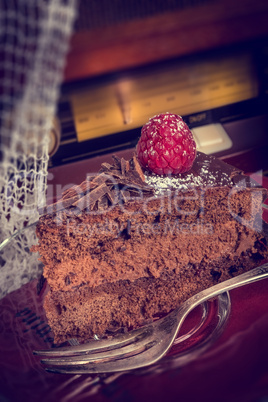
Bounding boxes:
[67,51,258,144]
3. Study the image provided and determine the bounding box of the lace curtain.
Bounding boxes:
[0,0,77,298]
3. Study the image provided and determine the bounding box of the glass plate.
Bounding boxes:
[137,291,231,375]
[0,279,231,400]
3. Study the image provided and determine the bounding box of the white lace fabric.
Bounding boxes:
[0,0,77,298]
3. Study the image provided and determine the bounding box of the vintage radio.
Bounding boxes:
[49,0,268,173]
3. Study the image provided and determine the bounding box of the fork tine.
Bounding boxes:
[33,325,153,357]
[44,345,161,374]
[40,338,157,367]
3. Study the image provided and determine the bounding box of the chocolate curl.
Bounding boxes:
[111,155,122,169]
[73,183,111,211]
[61,180,98,200]
[41,154,154,216]
[100,162,114,172]
[106,187,119,205]
[132,155,145,182]
[121,158,130,176]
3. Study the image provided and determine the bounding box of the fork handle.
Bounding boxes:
[165,262,268,347]
[183,263,268,313]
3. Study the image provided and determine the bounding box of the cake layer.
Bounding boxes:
[44,234,268,344]
[40,219,265,292]
[32,151,268,344]
[35,182,266,292]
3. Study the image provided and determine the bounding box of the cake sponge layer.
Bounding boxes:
[44,243,267,344]
[35,185,265,292]
[32,152,268,344]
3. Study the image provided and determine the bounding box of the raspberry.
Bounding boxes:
[136,113,196,175]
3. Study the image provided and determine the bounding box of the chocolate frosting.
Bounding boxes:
[40,152,266,215]
[145,151,266,196]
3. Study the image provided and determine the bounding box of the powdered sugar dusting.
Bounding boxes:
[145,152,234,195]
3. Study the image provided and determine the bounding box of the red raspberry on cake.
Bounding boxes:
[137,113,196,175]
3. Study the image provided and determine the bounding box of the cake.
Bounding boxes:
[32,114,268,344]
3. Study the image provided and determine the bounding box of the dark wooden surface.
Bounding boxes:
[64,0,268,81]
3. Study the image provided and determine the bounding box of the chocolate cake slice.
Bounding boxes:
[32,152,268,344]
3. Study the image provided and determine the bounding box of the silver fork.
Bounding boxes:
[34,262,268,374]
[0,221,38,251]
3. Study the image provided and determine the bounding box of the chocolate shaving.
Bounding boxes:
[80,180,95,192]
[106,188,119,205]
[62,180,96,200]
[104,170,124,181]
[90,173,110,187]
[105,170,150,190]
[128,188,143,196]
[100,162,114,172]
[121,158,130,176]
[104,163,113,170]
[121,189,130,203]
[132,155,145,182]
[73,183,110,211]
[98,196,109,210]
[41,154,154,215]
[112,155,122,169]
[62,185,81,200]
